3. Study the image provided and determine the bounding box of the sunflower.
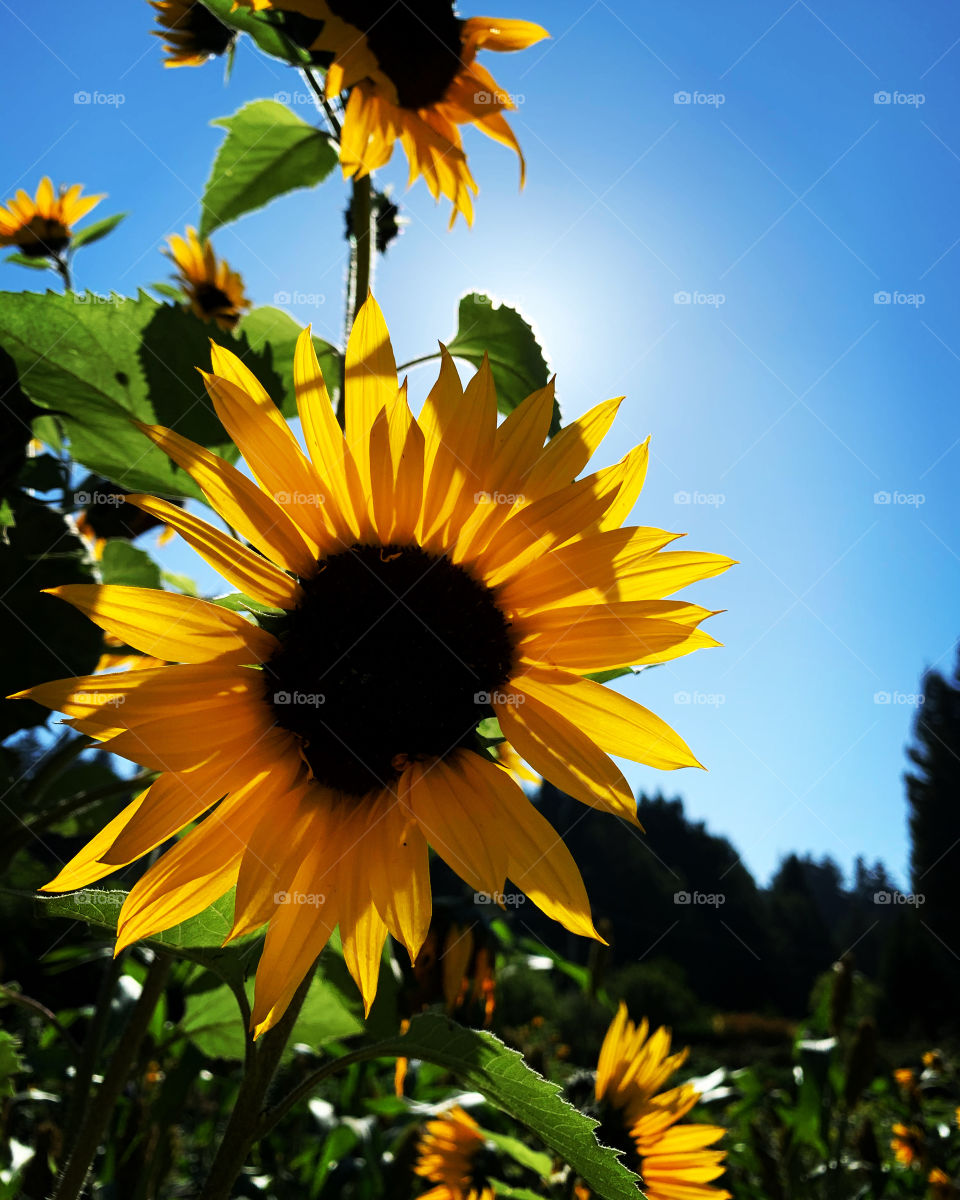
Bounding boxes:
[929,1168,960,1200]
[588,1003,731,1199]
[239,0,548,225]
[165,227,250,330]
[0,177,103,258]
[12,296,730,1036]
[150,0,235,66]
[415,1106,497,1200]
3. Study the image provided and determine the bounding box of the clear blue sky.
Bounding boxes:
[4,1,960,887]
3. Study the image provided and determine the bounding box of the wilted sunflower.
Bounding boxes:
[13,296,730,1035]
[150,0,235,66]
[0,177,103,258]
[165,227,250,330]
[587,1003,731,1199]
[240,0,547,225]
[415,1106,498,1200]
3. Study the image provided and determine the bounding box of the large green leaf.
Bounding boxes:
[181,973,363,1061]
[238,306,342,414]
[99,540,163,590]
[372,1015,640,1198]
[0,290,285,499]
[446,293,558,431]
[37,887,258,992]
[201,101,338,239]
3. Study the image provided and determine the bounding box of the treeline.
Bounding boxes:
[496,647,960,1039]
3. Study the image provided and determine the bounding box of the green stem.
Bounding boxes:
[52,953,171,1200]
[200,971,314,1200]
[0,984,80,1056]
[338,173,375,425]
[300,65,342,139]
[61,951,127,1150]
[257,1042,386,1140]
[397,352,442,372]
[53,254,72,292]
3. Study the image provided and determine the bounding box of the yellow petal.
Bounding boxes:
[367,793,432,961]
[520,397,622,501]
[516,666,703,770]
[42,791,149,891]
[405,756,508,897]
[135,422,316,576]
[45,585,277,665]
[344,293,397,486]
[494,687,638,823]
[124,496,302,609]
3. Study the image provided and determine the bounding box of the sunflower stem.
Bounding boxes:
[200,969,314,1200]
[300,65,342,140]
[53,254,72,292]
[52,952,171,1200]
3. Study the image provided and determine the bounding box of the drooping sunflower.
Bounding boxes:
[239,0,548,225]
[150,0,234,65]
[165,227,250,330]
[13,296,730,1036]
[414,1106,498,1200]
[0,177,103,258]
[891,1123,925,1167]
[150,0,235,66]
[587,1003,731,1199]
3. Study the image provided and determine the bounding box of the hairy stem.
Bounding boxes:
[200,971,313,1200]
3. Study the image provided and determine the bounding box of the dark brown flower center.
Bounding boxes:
[175,2,234,57]
[193,282,237,322]
[265,543,515,797]
[325,0,465,109]
[17,217,70,258]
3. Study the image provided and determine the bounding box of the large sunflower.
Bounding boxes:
[415,1106,497,1200]
[150,0,235,67]
[0,177,103,258]
[590,1003,731,1199]
[165,227,250,330]
[13,296,730,1036]
[240,0,547,225]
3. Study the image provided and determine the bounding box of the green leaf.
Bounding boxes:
[0,289,284,499]
[201,101,338,239]
[161,570,199,596]
[0,498,14,528]
[100,540,163,590]
[70,212,127,249]
[446,293,557,431]
[202,0,310,63]
[238,306,341,415]
[484,1130,553,1179]
[491,1184,548,1200]
[37,887,258,992]
[212,591,285,617]
[0,1031,25,1100]
[374,1015,640,1198]
[5,252,50,270]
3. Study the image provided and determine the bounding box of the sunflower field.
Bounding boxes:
[2,4,959,1199]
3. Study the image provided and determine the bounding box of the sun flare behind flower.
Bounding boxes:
[238,0,548,225]
[13,296,731,1036]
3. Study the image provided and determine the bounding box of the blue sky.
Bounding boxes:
[4,0,960,887]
